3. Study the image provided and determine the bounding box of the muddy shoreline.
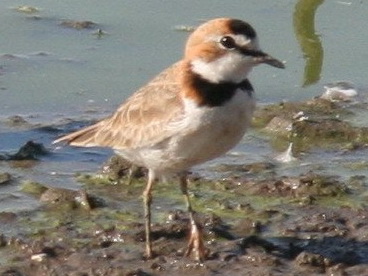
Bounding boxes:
[1,96,368,275]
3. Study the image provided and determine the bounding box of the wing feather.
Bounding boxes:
[54,61,185,149]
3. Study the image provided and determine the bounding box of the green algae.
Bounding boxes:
[252,98,368,152]
[76,173,116,186]
[4,169,368,275]
[252,98,349,129]
[17,168,363,250]
[75,171,285,225]
[290,119,368,151]
[315,194,366,210]
[20,181,48,196]
[16,175,142,241]
[344,161,368,171]
[77,170,356,223]
[174,172,357,224]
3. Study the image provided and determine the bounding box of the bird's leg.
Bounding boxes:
[142,170,155,259]
[126,164,141,185]
[179,173,207,261]
[126,166,135,185]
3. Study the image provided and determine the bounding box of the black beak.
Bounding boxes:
[258,53,285,69]
[238,47,285,69]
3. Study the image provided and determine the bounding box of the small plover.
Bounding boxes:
[54,18,285,261]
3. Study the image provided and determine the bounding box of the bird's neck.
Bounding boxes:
[181,61,253,107]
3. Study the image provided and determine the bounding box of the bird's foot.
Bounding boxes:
[143,246,157,260]
[185,221,209,262]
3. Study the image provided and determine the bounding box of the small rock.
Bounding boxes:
[214,162,275,174]
[21,181,48,196]
[5,115,30,127]
[264,116,292,136]
[125,269,150,276]
[241,162,276,174]
[0,269,24,276]
[30,253,48,262]
[14,5,40,14]
[174,25,196,32]
[321,81,358,102]
[60,20,97,29]
[0,173,12,185]
[295,251,331,267]
[39,187,102,210]
[39,187,76,203]
[101,155,146,183]
[7,141,48,160]
[0,212,16,224]
[0,234,7,247]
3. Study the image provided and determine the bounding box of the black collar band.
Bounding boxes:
[190,73,253,107]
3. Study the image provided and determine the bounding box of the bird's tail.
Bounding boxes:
[53,123,100,147]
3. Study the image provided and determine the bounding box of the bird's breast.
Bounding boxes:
[117,88,255,176]
[168,88,255,166]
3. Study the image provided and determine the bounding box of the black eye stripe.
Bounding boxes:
[220,36,236,49]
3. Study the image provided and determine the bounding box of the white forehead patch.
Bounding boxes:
[228,34,251,47]
[232,34,260,49]
[208,33,259,49]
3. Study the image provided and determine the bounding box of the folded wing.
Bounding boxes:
[53,62,185,150]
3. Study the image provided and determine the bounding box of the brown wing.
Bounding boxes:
[53,61,185,150]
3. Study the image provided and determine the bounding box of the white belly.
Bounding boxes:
[117,90,255,176]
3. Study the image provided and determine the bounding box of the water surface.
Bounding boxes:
[1,0,368,211]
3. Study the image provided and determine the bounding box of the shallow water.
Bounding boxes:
[1,1,368,211]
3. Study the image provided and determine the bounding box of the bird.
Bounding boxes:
[53,17,285,261]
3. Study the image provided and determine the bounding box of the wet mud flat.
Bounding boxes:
[1,96,368,275]
[1,170,368,276]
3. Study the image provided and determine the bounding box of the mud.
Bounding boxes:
[1,171,368,275]
[1,97,368,275]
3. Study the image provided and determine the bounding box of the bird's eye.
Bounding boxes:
[220,36,236,49]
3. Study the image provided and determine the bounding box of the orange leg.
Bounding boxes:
[179,173,208,261]
[142,170,155,259]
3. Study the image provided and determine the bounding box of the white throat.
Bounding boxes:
[191,52,254,83]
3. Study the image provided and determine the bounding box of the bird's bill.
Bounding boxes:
[255,53,285,69]
[237,47,285,69]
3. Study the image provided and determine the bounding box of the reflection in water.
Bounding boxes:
[293,0,324,87]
